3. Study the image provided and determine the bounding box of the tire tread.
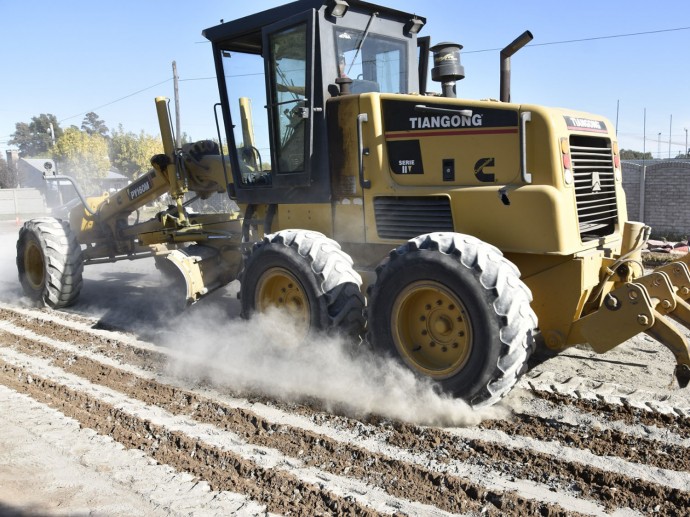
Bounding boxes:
[368,232,537,407]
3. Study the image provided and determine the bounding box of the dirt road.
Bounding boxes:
[1,221,689,516]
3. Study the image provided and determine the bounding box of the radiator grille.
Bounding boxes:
[570,135,618,240]
[374,196,454,240]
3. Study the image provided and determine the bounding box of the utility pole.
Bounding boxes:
[658,132,661,159]
[615,99,619,136]
[172,61,181,149]
[48,123,58,175]
[669,114,672,159]
[685,128,688,158]
[643,108,646,159]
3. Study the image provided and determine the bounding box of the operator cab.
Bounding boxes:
[202,0,426,204]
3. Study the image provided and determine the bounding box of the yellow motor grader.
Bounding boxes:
[17,0,690,407]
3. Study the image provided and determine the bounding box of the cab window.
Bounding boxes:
[334,28,408,94]
[269,23,308,173]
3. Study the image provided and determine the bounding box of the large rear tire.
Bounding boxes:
[367,232,537,408]
[16,218,84,309]
[240,230,365,338]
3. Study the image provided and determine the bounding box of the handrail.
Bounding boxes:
[44,174,97,215]
[520,111,533,184]
[357,113,371,189]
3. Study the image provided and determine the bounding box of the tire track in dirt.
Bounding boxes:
[2,305,690,515]
[0,327,582,516]
[2,312,690,515]
[481,413,689,472]
[0,352,407,517]
[526,389,690,439]
[511,393,690,449]
[383,422,690,514]
[4,305,689,428]
[0,385,269,516]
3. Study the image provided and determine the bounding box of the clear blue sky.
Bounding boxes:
[1,0,688,158]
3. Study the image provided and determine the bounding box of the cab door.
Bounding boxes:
[262,11,316,189]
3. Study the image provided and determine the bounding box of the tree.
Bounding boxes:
[81,112,109,138]
[0,156,18,188]
[620,149,653,160]
[9,114,63,157]
[53,127,110,193]
[109,125,162,179]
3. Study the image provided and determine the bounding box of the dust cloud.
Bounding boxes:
[165,306,508,427]
[0,220,507,427]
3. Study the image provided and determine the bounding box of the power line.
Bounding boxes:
[59,78,173,124]
[179,71,266,82]
[47,25,690,125]
[464,26,690,54]
[6,24,689,141]
[1,72,259,143]
[56,73,263,124]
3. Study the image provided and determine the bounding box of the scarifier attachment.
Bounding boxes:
[641,259,690,388]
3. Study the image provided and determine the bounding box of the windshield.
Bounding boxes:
[334,27,408,94]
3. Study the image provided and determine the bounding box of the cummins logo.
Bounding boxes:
[409,114,483,129]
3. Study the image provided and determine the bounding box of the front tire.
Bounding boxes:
[240,230,365,338]
[16,218,84,308]
[367,232,537,408]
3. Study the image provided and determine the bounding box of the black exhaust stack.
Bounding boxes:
[431,43,464,98]
[500,31,533,103]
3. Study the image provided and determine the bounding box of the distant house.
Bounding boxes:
[17,158,57,189]
[102,168,130,192]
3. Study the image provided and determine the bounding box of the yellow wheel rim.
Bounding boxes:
[255,267,310,328]
[24,240,45,291]
[392,281,472,379]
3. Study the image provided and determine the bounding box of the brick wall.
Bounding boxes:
[622,161,690,237]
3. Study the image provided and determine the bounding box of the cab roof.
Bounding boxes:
[202,0,425,53]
